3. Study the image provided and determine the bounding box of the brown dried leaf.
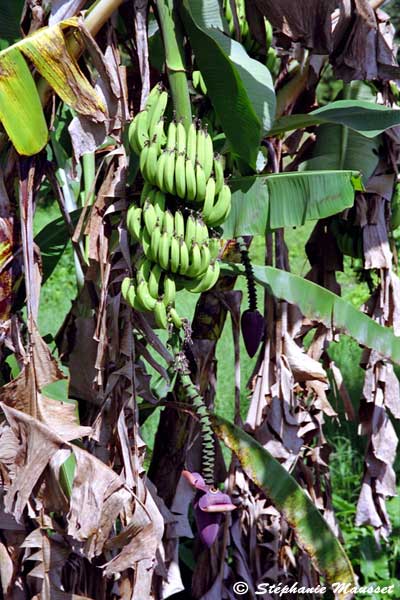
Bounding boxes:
[363,196,392,269]
[0,403,64,521]
[283,333,327,382]
[251,0,337,53]
[333,1,400,81]
[67,445,132,557]
[0,541,13,596]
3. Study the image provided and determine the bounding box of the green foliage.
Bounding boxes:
[330,437,400,599]
[180,0,275,167]
[223,171,362,237]
[212,414,356,587]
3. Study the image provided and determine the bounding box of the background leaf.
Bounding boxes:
[222,170,361,237]
[180,0,275,167]
[0,0,24,49]
[269,99,400,138]
[211,414,356,594]
[35,208,81,283]
[247,266,400,365]
[300,124,381,183]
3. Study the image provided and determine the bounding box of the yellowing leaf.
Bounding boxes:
[0,46,48,155]
[19,21,106,122]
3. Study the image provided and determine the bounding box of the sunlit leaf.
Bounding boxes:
[0,47,48,155]
[222,170,362,237]
[211,414,356,596]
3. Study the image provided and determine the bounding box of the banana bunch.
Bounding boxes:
[126,84,232,329]
[129,85,231,218]
[222,0,278,75]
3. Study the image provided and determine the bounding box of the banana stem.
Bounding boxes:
[155,0,192,129]
[81,151,96,262]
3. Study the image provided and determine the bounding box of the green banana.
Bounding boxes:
[164,149,176,194]
[154,299,168,329]
[203,129,214,181]
[127,205,142,241]
[195,217,209,245]
[202,176,216,221]
[144,83,163,116]
[186,241,202,278]
[195,163,206,202]
[162,273,176,306]
[185,158,196,202]
[168,307,183,329]
[121,276,132,301]
[150,223,161,262]
[199,242,211,274]
[162,209,174,236]
[139,144,149,178]
[186,120,197,163]
[131,109,150,154]
[175,152,186,199]
[155,150,168,191]
[166,119,177,150]
[148,263,163,298]
[153,118,166,153]
[185,260,220,293]
[127,283,138,309]
[213,154,224,194]
[158,231,171,270]
[178,238,190,274]
[136,257,152,283]
[143,141,158,184]
[136,280,157,311]
[170,234,181,273]
[128,116,141,155]
[174,210,185,239]
[196,127,205,168]
[153,189,166,219]
[139,181,153,207]
[148,90,168,136]
[184,214,197,248]
[176,120,187,154]
[203,184,231,227]
[143,201,157,234]
[139,227,153,259]
[192,70,207,95]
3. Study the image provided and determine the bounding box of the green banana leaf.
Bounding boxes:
[180,0,275,168]
[35,208,82,283]
[300,124,381,183]
[0,47,48,155]
[225,264,400,365]
[222,170,363,237]
[0,18,106,155]
[269,99,400,138]
[211,414,356,596]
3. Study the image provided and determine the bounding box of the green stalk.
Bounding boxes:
[155,0,192,128]
[81,151,96,262]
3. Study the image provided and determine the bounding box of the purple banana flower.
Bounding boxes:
[183,470,236,547]
[241,309,264,358]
